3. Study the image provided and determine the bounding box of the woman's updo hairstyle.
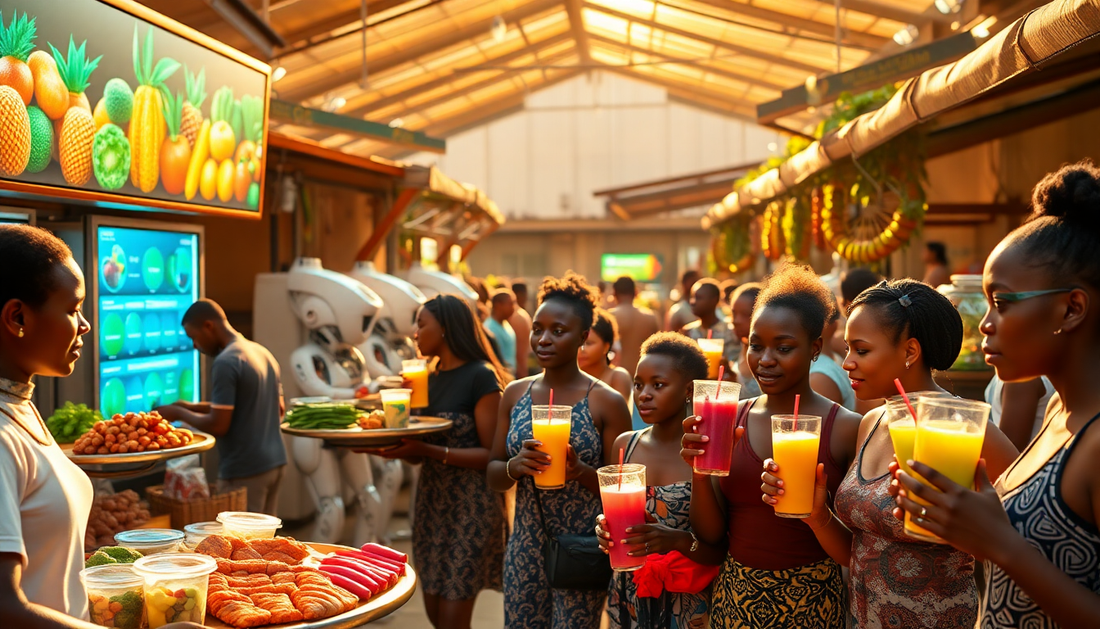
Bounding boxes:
[537,271,601,330]
[590,309,619,363]
[753,263,836,339]
[1006,160,1100,290]
[848,278,962,371]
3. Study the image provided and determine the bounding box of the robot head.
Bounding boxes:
[288,258,383,347]
[399,262,478,309]
[348,261,427,338]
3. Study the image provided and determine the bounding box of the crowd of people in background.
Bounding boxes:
[4,162,1100,629]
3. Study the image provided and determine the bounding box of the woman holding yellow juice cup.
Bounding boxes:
[894,162,1100,629]
[366,295,510,629]
[487,273,631,629]
[761,279,1016,628]
[682,264,861,629]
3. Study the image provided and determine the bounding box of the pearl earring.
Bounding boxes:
[1053,329,1063,335]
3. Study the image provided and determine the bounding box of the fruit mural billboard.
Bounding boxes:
[0,0,270,217]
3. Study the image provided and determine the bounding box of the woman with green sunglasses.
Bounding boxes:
[893,160,1100,629]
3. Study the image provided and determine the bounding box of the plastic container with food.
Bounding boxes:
[132,553,217,628]
[80,564,146,629]
[183,522,223,548]
[216,511,282,539]
[114,529,185,556]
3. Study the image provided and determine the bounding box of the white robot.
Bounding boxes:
[399,261,479,307]
[285,258,389,546]
[348,261,427,378]
[346,261,429,539]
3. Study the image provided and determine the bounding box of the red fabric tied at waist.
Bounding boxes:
[632,551,720,598]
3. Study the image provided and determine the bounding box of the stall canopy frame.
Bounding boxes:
[703,0,1100,229]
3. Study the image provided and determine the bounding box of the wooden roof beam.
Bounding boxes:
[809,0,945,24]
[275,0,418,53]
[587,33,787,92]
[341,31,573,117]
[565,0,593,64]
[684,0,889,49]
[581,2,829,75]
[280,0,561,101]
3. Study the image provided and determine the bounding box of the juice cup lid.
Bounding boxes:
[132,553,217,579]
[114,529,185,547]
[216,511,282,530]
[81,563,144,589]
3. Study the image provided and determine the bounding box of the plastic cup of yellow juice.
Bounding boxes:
[531,404,573,490]
[770,414,822,518]
[380,388,413,428]
[696,338,725,380]
[402,359,429,409]
[906,396,989,542]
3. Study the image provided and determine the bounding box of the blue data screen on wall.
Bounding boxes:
[97,225,200,418]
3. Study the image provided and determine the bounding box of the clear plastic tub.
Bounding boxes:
[132,553,217,628]
[80,564,146,629]
[216,511,282,540]
[183,522,223,549]
[114,529,184,556]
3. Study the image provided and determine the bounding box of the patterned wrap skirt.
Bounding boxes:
[708,556,846,629]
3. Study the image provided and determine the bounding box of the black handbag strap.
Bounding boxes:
[532,478,556,543]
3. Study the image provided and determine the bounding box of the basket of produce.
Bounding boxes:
[146,485,247,530]
[85,490,152,551]
[280,400,452,448]
[62,411,215,478]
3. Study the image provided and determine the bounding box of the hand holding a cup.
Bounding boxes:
[761,459,832,530]
[508,439,551,479]
[894,458,1014,563]
[680,415,744,467]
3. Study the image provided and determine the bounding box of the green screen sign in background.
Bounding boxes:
[601,254,664,283]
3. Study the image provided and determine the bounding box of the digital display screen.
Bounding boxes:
[96,224,200,418]
[0,210,33,224]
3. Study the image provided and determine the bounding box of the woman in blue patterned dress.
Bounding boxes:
[370,294,508,629]
[595,333,726,629]
[894,162,1100,628]
[488,272,633,629]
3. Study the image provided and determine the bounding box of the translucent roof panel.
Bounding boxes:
[145,0,965,156]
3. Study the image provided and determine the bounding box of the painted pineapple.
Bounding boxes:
[50,37,101,184]
[180,66,205,147]
[59,106,95,185]
[0,85,30,175]
[129,25,179,192]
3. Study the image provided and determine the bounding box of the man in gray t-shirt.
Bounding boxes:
[156,299,287,515]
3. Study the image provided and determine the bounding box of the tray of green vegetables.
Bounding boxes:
[280,400,451,447]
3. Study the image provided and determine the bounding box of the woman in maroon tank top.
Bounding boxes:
[761,280,1018,628]
[682,264,862,629]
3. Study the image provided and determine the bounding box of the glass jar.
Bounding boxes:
[938,275,991,371]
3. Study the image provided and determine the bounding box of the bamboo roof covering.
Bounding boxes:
[141,0,961,157]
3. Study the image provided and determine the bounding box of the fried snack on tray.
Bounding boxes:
[206,556,359,628]
[196,534,312,565]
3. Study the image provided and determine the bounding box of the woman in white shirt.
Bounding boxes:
[0,225,200,628]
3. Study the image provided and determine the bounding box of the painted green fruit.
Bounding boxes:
[26,106,52,174]
[92,124,130,190]
[246,181,259,209]
[103,78,134,125]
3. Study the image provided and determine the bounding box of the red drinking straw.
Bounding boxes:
[618,447,625,490]
[715,365,725,399]
[893,378,918,421]
[793,394,800,430]
[548,389,554,424]
[707,329,713,340]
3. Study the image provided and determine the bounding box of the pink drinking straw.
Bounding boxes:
[893,378,918,421]
[715,365,725,399]
[707,329,713,340]
[548,389,554,423]
[793,394,800,430]
[618,447,625,490]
